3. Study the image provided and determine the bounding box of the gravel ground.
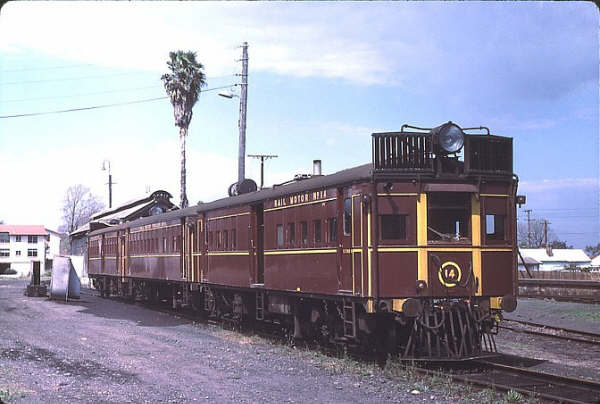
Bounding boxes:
[496,298,600,382]
[3,278,597,403]
[0,279,475,404]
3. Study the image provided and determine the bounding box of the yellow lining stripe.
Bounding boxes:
[377,193,418,197]
[129,223,180,234]
[264,197,336,212]
[480,193,509,197]
[207,212,249,221]
[207,251,250,256]
[417,193,428,282]
[472,195,482,296]
[379,247,419,252]
[265,248,336,255]
[129,254,180,258]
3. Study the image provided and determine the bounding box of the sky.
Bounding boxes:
[0,2,598,248]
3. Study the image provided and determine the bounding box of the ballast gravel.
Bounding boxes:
[0,280,463,404]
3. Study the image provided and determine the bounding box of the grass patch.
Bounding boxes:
[0,387,26,403]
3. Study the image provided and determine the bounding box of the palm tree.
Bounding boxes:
[161,50,206,208]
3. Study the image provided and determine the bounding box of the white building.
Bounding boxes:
[519,248,591,271]
[0,225,63,277]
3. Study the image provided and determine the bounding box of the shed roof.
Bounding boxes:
[518,256,540,265]
[0,225,48,236]
[519,248,591,263]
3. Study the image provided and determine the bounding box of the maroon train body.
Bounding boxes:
[88,122,519,360]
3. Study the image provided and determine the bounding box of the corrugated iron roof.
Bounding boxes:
[0,225,48,236]
[519,248,591,263]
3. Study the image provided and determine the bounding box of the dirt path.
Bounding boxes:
[1,280,456,404]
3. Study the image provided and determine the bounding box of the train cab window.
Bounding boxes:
[288,223,296,245]
[328,218,337,243]
[380,215,407,240]
[486,214,505,240]
[301,221,308,245]
[232,229,237,249]
[343,198,352,235]
[427,193,471,243]
[314,220,322,243]
[276,224,284,248]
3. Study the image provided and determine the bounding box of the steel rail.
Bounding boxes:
[466,360,600,403]
[502,318,600,343]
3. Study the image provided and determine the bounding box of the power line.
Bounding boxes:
[2,85,160,103]
[0,96,167,119]
[1,63,93,73]
[0,71,148,86]
[0,85,235,119]
[0,73,234,86]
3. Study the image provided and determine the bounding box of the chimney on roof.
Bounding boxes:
[546,244,553,257]
[313,159,322,176]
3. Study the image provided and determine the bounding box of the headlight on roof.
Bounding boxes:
[433,121,465,154]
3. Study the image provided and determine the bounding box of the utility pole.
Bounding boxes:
[102,159,114,209]
[544,219,551,246]
[248,154,278,188]
[525,209,532,248]
[237,42,248,184]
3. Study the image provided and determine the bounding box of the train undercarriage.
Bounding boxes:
[93,275,500,361]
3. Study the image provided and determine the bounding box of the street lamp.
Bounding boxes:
[101,159,113,209]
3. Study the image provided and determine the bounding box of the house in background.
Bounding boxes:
[519,247,591,271]
[517,255,540,272]
[0,225,63,277]
[591,254,600,270]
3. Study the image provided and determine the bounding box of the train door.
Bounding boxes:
[184,219,194,281]
[339,190,353,292]
[251,204,264,284]
[119,233,127,278]
[200,214,208,281]
[195,217,203,282]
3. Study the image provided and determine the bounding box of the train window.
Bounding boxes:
[288,223,296,245]
[314,220,322,243]
[380,215,407,240]
[427,192,471,243]
[217,231,221,249]
[486,214,505,240]
[301,221,308,245]
[277,224,284,248]
[232,229,237,249]
[163,237,167,252]
[328,218,337,243]
[224,230,229,250]
[209,232,213,248]
[344,198,352,235]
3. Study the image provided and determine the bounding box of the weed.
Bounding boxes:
[0,387,26,403]
[504,389,524,403]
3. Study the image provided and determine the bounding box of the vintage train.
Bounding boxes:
[88,121,519,360]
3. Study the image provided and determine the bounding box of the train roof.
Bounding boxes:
[88,163,372,236]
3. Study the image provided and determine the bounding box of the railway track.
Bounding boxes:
[500,318,600,345]
[467,358,600,403]
[85,289,600,402]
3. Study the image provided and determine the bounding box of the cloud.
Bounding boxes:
[1,2,596,99]
[519,178,599,193]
